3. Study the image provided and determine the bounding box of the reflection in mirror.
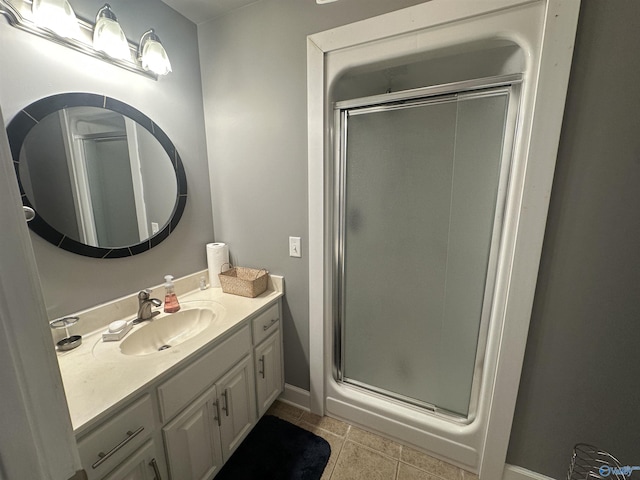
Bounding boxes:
[20,107,177,248]
[7,93,187,258]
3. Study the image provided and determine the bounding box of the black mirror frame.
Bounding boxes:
[7,93,187,259]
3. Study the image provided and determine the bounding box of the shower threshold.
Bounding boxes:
[339,377,471,424]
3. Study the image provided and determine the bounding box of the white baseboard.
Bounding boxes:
[278,384,311,411]
[503,464,557,480]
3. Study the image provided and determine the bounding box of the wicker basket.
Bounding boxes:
[218,264,269,298]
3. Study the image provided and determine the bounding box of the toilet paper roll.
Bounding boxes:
[207,243,229,288]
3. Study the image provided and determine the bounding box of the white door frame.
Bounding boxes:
[0,104,82,478]
[124,118,150,242]
[307,1,579,477]
[60,108,99,246]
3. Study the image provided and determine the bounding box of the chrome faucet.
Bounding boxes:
[133,289,162,324]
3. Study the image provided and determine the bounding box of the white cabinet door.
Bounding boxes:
[163,385,223,480]
[217,355,257,460]
[102,440,164,480]
[255,330,283,416]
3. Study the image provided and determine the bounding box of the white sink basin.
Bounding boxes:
[120,307,220,356]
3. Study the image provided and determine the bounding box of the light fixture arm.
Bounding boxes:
[95,3,118,23]
[0,0,20,24]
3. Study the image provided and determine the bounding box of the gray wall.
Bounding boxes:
[5,0,636,475]
[0,0,212,319]
[198,0,426,391]
[21,113,80,240]
[507,1,640,477]
[202,0,640,476]
[136,122,177,233]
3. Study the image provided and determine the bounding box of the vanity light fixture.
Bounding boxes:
[31,0,80,39]
[138,29,172,76]
[0,0,172,80]
[93,3,130,61]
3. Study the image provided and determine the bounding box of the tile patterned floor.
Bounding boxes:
[266,400,479,480]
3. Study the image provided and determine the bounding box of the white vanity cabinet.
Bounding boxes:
[162,355,257,480]
[163,385,223,480]
[160,325,256,479]
[217,355,256,459]
[251,303,284,416]
[71,294,283,480]
[255,329,283,416]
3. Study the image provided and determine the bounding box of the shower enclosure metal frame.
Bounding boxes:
[332,74,522,423]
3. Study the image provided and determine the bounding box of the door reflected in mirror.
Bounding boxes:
[7,93,187,258]
[20,107,177,248]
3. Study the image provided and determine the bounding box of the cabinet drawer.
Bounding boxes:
[102,440,163,480]
[251,303,280,345]
[77,394,154,480]
[158,325,251,423]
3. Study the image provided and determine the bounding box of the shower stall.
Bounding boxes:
[307,1,579,476]
[334,77,520,421]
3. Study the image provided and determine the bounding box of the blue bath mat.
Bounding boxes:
[216,414,331,480]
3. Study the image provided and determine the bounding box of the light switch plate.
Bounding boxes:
[289,236,301,257]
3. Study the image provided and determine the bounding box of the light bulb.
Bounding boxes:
[93,4,131,61]
[139,29,172,76]
[32,0,81,39]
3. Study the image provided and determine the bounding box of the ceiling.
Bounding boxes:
[160,0,261,24]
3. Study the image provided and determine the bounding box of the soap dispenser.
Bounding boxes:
[163,275,181,313]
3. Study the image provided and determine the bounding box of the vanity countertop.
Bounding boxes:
[56,276,284,436]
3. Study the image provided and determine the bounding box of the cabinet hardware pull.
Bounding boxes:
[149,458,162,480]
[262,318,278,331]
[259,355,265,378]
[213,400,222,427]
[91,426,144,469]
[222,389,229,416]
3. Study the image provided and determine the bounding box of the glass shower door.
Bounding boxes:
[335,83,517,418]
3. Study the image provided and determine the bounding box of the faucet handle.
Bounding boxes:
[138,289,152,301]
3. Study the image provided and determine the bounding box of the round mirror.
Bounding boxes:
[7,93,187,258]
